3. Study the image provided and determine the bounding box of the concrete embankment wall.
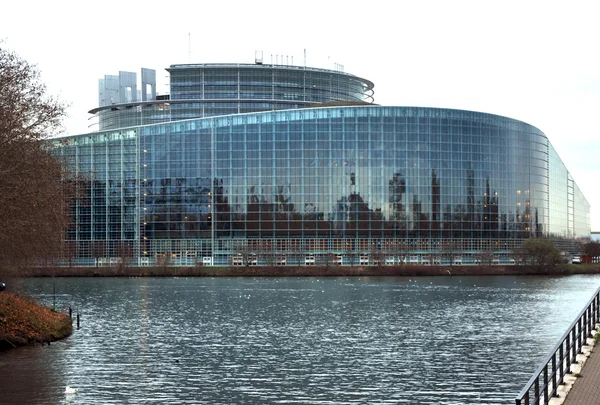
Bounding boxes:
[18,264,600,277]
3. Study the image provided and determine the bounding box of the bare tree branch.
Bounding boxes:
[0,45,71,273]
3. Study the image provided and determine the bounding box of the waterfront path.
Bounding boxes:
[561,345,600,405]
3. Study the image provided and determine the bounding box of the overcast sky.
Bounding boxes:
[3,0,600,230]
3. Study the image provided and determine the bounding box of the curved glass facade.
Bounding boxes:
[95,102,171,131]
[168,63,374,109]
[54,106,590,266]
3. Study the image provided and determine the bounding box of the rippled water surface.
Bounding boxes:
[1,275,599,404]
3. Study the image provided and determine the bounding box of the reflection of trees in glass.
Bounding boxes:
[72,176,135,246]
[412,195,429,237]
[431,170,441,236]
[143,176,212,240]
[214,178,231,237]
[388,171,406,231]
[331,195,349,237]
[349,192,382,238]
[274,185,295,214]
[466,168,475,238]
[329,191,385,239]
[246,185,264,237]
[482,178,499,238]
[534,208,542,236]
[133,161,549,245]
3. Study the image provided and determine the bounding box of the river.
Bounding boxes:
[1,275,599,404]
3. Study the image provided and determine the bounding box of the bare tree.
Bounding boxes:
[371,242,383,267]
[323,252,335,270]
[289,240,306,266]
[262,239,276,267]
[90,241,106,267]
[475,249,495,266]
[442,240,456,266]
[157,252,172,269]
[0,45,70,274]
[344,240,356,267]
[582,241,600,259]
[393,240,408,266]
[235,242,252,267]
[61,240,79,268]
[116,242,133,269]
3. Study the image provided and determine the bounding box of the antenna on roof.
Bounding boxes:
[255,50,263,65]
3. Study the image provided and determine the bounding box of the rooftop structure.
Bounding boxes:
[90,63,374,131]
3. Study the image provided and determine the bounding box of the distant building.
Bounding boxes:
[51,58,590,266]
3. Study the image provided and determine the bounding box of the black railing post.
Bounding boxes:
[583,309,587,338]
[566,333,571,367]
[575,321,579,353]
[586,308,590,338]
[579,317,584,351]
[534,378,540,405]
[559,344,565,384]
[572,327,577,360]
[552,354,557,397]
[543,367,549,404]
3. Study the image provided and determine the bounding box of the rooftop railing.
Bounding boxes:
[515,285,600,405]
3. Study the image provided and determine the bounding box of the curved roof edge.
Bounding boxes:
[166,63,375,91]
[88,98,329,115]
[78,105,545,141]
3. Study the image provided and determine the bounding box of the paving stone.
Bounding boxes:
[562,348,600,405]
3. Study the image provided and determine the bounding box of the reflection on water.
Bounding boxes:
[1,275,599,404]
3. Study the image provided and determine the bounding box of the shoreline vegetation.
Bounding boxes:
[18,263,600,278]
[0,292,73,351]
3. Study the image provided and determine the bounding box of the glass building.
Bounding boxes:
[52,62,590,266]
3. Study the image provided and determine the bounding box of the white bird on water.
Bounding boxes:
[65,386,77,395]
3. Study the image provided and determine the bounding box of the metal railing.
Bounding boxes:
[515,286,600,405]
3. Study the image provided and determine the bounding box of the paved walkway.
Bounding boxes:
[562,345,600,405]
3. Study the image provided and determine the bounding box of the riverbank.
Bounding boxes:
[20,263,600,277]
[0,293,73,351]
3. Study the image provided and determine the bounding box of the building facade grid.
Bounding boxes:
[53,103,590,266]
